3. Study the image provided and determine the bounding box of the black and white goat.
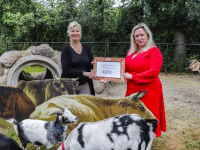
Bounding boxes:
[7,106,78,150]
[58,114,158,150]
[0,133,22,150]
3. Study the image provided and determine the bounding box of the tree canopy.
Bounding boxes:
[0,0,199,43]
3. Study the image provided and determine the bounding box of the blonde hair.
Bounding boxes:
[67,21,82,41]
[129,23,156,55]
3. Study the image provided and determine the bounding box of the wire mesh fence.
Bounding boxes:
[0,42,200,74]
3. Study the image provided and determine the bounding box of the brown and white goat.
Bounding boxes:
[186,60,200,73]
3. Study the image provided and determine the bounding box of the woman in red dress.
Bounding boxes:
[124,23,166,137]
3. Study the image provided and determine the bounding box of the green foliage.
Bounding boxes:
[0,118,13,129]
[0,0,78,42]
[1,0,200,44]
[23,65,46,74]
[7,130,17,137]
[74,0,117,42]
[167,53,200,73]
[0,48,6,56]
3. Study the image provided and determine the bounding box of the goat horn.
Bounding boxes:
[137,90,148,98]
[129,89,142,99]
[49,111,63,116]
[57,106,65,112]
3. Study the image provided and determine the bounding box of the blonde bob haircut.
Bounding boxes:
[129,23,156,56]
[67,21,82,41]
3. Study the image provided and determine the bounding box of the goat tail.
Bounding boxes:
[145,119,159,132]
[6,118,18,124]
[6,118,18,131]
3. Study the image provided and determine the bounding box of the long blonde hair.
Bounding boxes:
[129,23,156,56]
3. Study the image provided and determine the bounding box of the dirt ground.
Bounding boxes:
[97,73,200,150]
[1,73,200,149]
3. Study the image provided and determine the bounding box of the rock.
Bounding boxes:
[0,51,21,68]
[20,49,32,57]
[52,51,62,69]
[30,44,54,58]
[0,63,4,76]
[93,79,106,94]
[4,68,10,76]
[0,76,7,86]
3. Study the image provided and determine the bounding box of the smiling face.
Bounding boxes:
[68,25,81,41]
[134,28,149,50]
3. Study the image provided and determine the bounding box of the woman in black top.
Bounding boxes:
[61,21,95,95]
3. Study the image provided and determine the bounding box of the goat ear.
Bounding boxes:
[58,115,62,121]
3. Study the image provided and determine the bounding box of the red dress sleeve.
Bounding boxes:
[132,48,163,84]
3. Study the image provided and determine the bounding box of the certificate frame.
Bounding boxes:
[93,57,125,82]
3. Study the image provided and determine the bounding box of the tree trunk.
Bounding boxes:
[174,0,186,62]
[174,28,186,62]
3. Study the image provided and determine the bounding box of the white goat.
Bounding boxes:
[58,114,158,150]
[7,106,78,150]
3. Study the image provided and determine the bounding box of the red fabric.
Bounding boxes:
[62,142,65,150]
[125,47,166,137]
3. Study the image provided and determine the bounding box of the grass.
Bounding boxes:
[151,122,200,150]
[23,65,46,74]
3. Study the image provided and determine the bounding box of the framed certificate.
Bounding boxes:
[93,57,125,82]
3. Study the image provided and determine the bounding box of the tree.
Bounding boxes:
[116,0,200,62]
[73,0,117,42]
[173,0,187,62]
[0,0,78,42]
